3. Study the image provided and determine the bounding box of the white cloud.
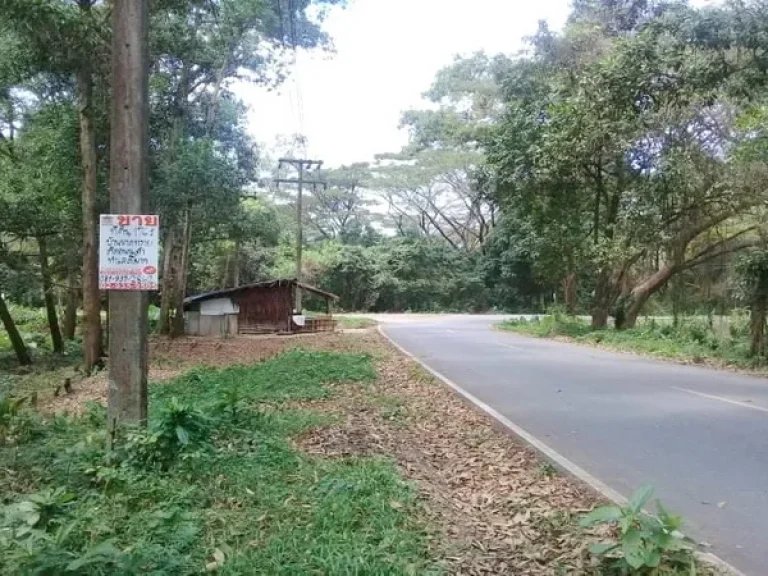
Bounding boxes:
[236,0,720,167]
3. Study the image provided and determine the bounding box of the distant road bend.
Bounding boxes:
[378,314,768,576]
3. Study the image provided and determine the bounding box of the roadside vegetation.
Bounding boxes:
[335,315,378,330]
[0,349,440,575]
[5,0,768,369]
[2,0,762,572]
[499,311,766,370]
[2,331,717,575]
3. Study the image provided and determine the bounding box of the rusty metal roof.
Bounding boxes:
[183,279,339,307]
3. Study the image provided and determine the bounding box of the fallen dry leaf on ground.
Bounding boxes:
[38,330,720,574]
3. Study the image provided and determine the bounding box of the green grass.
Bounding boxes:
[0,303,83,384]
[498,314,762,369]
[0,349,439,575]
[335,316,378,330]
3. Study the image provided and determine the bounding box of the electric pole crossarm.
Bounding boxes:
[278,158,324,169]
[274,178,327,188]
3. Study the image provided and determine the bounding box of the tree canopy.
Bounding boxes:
[5,0,768,366]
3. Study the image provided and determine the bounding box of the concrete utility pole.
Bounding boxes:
[108,0,149,426]
[274,158,325,313]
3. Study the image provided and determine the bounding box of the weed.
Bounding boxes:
[0,349,435,575]
[409,364,437,384]
[538,461,558,477]
[336,316,378,329]
[499,314,766,370]
[0,393,27,444]
[371,395,408,423]
[581,485,697,574]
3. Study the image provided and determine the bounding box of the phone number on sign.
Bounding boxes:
[100,281,158,290]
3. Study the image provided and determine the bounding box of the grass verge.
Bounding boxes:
[0,349,437,575]
[498,314,764,370]
[335,316,378,330]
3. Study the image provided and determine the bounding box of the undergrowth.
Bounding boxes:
[335,316,378,330]
[0,349,438,575]
[499,313,762,369]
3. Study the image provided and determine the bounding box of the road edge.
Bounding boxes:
[377,324,745,576]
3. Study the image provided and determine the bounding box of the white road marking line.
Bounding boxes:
[378,324,748,576]
[502,344,525,351]
[379,326,744,576]
[673,387,768,414]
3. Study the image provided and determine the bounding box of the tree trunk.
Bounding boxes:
[222,251,231,287]
[618,264,676,330]
[563,272,577,315]
[77,65,102,373]
[159,64,189,336]
[158,227,177,335]
[591,269,612,328]
[0,292,31,366]
[38,237,64,354]
[750,295,767,357]
[63,269,78,340]
[232,240,241,288]
[170,211,191,338]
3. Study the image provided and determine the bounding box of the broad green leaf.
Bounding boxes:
[621,529,647,570]
[645,548,661,567]
[176,425,190,445]
[16,502,40,526]
[619,515,633,534]
[589,542,619,555]
[628,485,654,513]
[580,505,622,527]
[66,541,122,571]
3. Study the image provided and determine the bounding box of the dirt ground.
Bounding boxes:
[41,330,609,574]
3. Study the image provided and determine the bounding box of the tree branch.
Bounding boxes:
[682,227,759,271]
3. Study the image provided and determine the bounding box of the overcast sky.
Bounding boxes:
[235,0,718,168]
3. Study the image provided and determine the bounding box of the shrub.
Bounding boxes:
[0,394,31,445]
[120,397,212,469]
[581,485,696,574]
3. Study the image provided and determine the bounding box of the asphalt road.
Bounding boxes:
[378,314,768,576]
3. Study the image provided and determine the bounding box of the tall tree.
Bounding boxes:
[151,0,339,337]
[489,3,768,326]
[0,292,30,366]
[1,0,111,372]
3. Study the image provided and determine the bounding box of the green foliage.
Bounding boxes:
[500,313,765,369]
[0,393,30,444]
[112,398,214,470]
[0,350,436,575]
[486,0,768,325]
[581,486,697,574]
[335,316,378,330]
[482,220,551,312]
[373,238,489,312]
[319,244,380,310]
[736,251,768,299]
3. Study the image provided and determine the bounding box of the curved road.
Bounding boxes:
[378,314,768,576]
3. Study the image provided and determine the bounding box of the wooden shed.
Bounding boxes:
[183,279,339,337]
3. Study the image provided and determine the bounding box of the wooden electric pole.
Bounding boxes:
[108,0,149,426]
[274,158,325,313]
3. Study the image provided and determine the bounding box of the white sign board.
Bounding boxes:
[99,214,159,290]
